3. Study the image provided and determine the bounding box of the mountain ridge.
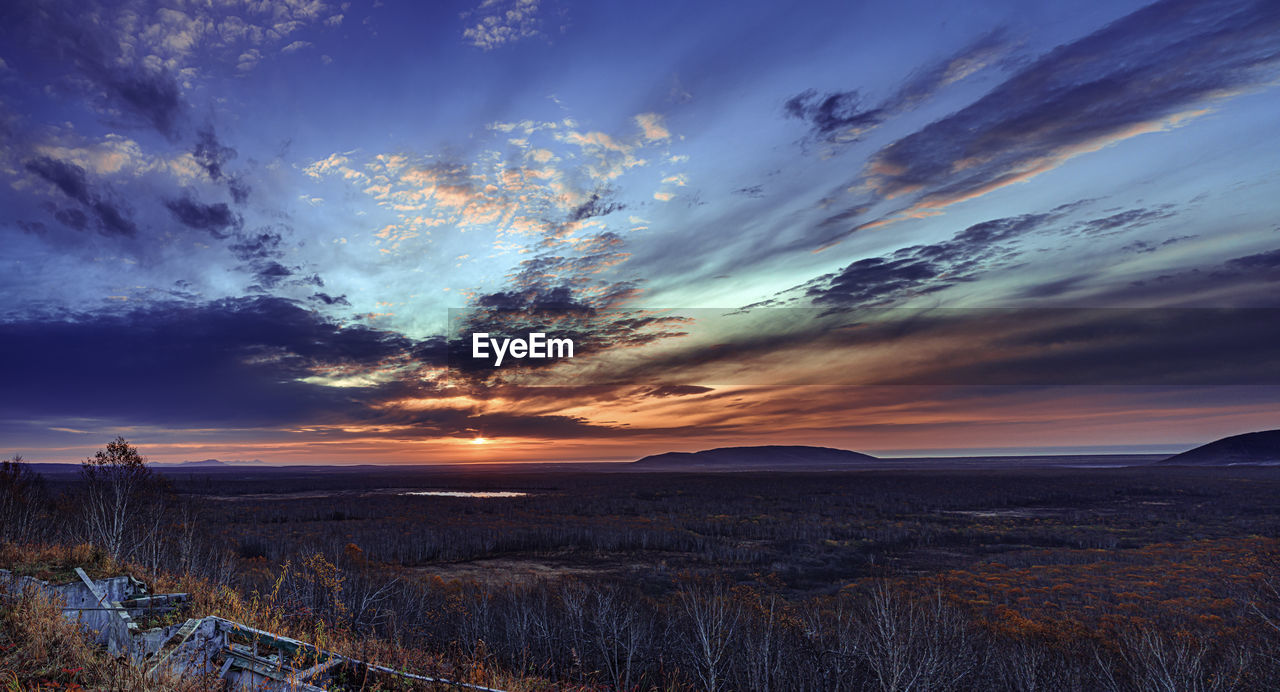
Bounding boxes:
[1160,430,1280,466]
[632,445,878,470]
[148,458,268,468]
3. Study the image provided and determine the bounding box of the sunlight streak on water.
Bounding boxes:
[402,490,527,498]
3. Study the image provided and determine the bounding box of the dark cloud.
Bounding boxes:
[229,230,284,261]
[24,156,91,203]
[785,30,1009,144]
[105,68,183,138]
[863,0,1280,210]
[1223,248,1280,272]
[453,283,687,382]
[948,308,1280,386]
[15,220,48,235]
[577,306,1280,388]
[1077,206,1176,236]
[945,213,1052,248]
[804,211,1057,309]
[448,218,685,381]
[193,127,251,203]
[1121,234,1196,254]
[567,192,625,222]
[252,261,294,289]
[0,296,649,442]
[637,385,713,398]
[193,128,236,181]
[802,204,1188,309]
[1113,244,1280,305]
[806,256,943,308]
[165,195,242,238]
[475,285,587,312]
[0,297,429,426]
[784,89,884,142]
[1015,274,1095,300]
[52,207,88,231]
[227,230,325,295]
[228,178,251,204]
[91,200,139,237]
[3,1,186,138]
[310,292,351,307]
[23,156,138,237]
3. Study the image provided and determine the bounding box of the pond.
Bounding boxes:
[400,490,528,498]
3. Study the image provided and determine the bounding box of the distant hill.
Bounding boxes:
[632,445,878,470]
[1161,430,1280,466]
[150,458,269,469]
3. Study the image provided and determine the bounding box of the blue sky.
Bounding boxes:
[2,0,1279,463]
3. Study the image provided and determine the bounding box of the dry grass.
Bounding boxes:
[0,580,218,691]
[1,542,562,691]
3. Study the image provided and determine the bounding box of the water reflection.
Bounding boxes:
[402,490,527,498]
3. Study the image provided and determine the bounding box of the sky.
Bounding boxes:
[2,0,1279,464]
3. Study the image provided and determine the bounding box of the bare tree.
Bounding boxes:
[992,633,1087,692]
[803,594,864,691]
[677,577,741,692]
[859,585,978,692]
[0,454,47,544]
[589,586,649,691]
[558,579,590,676]
[1249,548,1280,637]
[80,436,156,562]
[730,585,788,692]
[1106,627,1250,692]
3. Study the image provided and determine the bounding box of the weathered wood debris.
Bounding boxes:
[0,569,505,691]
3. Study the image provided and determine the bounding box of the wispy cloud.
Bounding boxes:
[635,113,670,141]
[822,0,1280,244]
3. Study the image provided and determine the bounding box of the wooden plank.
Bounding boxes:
[73,567,107,605]
[295,655,342,683]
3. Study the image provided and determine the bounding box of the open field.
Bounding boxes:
[8,460,1280,689]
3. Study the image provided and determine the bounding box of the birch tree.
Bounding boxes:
[80,436,155,562]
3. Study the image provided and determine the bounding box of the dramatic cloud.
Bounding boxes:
[0,297,425,426]
[2,0,1278,461]
[557,305,1280,389]
[857,0,1280,221]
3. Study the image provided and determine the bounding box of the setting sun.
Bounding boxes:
[471,437,488,445]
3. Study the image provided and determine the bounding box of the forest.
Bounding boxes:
[3,439,1280,690]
